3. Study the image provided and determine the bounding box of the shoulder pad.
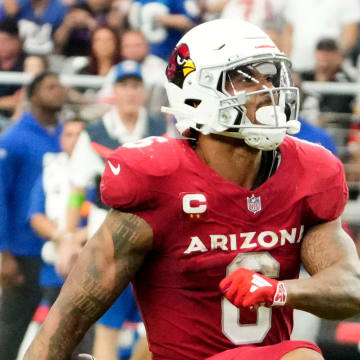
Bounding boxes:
[118,136,181,176]
[287,136,341,184]
[100,136,181,209]
[285,137,348,222]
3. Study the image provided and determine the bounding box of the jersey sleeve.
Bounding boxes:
[100,149,149,210]
[304,147,348,225]
[100,136,180,210]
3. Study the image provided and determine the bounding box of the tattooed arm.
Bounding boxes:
[284,218,360,320]
[24,210,153,360]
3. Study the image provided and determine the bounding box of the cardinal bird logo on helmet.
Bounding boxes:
[166,43,196,88]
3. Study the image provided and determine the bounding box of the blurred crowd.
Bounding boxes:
[2,0,360,359]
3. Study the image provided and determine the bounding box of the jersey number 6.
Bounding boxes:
[222,252,280,344]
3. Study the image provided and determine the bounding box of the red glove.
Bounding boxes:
[219,268,287,308]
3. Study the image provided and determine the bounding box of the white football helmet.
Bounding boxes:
[161,19,300,151]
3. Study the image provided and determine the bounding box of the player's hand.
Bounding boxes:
[219,268,287,308]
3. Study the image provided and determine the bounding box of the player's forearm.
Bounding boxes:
[24,301,92,360]
[25,230,123,359]
[284,260,360,320]
[25,210,153,359]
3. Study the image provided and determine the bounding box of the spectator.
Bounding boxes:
[56,60,166,277]
[54,0,118,57]
[128,0,199,60]
[81,25,121,76]
[282,0,360,72]
[98,30,167,119]
[54,4,97,57]
[0,0,68,55]
[0,17,25,126]
[11,54,49,121]
[0,71,66,360]
[301,38,356,116]
[120,29,166,83]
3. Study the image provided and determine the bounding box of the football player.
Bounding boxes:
[24,20,360,360]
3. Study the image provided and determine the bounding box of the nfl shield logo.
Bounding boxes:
[247,194,262,214]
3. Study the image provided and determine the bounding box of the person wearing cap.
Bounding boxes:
[300,37,355,116]
[97,29,168,120]
[56,60,167,278]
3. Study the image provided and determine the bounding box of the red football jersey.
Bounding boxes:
[100,135,348,360]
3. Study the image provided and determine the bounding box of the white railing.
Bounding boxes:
[302,81,360,95]
[0,71,106,88]
[1,71,360,93]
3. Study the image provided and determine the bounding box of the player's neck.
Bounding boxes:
[195,134,262,189]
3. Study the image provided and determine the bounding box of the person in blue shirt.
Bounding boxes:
[0,0,68,54]
[0,71,66,360]
[128,0,199,60]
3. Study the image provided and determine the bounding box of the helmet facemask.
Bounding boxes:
[210,57,300,150]
[163,55,300,151]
